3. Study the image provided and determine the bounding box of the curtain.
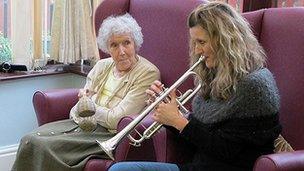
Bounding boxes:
[11,0,45,68]
[33,0,43,61]
[10,1,33,67]
[50,0,102,64]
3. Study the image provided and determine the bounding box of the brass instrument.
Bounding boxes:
[96,56,205,160]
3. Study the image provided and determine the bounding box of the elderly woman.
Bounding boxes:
[12,13,159,171]
[109,2,281,171]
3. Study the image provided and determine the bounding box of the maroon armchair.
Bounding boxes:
[242,8,304,171]
[33,89,157,170]
[153,7,304,171]
[33,0,206,170]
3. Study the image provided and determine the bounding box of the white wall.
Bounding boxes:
[0,145,18,171]
[0,73,86,170]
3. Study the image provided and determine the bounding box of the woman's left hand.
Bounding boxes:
[152,89,189,131]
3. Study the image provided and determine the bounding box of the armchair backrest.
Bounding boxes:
[94,0,206,89]
[243,8,304,150]
[92,0,206,164]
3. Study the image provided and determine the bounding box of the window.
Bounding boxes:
[0,0,10,38]
[210,0,304,12]
[210,0,244,12]
[274,0,304,7]
[43,0,54,60]
[0,0,54,67]
[0,0,11,62]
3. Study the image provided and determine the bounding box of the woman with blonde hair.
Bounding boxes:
[109,2,281,171]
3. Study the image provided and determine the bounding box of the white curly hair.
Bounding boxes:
[97,13,143,54]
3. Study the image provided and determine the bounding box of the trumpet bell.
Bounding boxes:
[96,139,115,160]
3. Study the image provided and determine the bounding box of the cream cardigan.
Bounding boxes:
[70,55,160,131]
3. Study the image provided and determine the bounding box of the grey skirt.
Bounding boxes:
[12,119,115,171]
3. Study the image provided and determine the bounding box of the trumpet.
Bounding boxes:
[96,56,205,160]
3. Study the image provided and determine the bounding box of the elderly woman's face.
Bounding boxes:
[189,25,215,69]
[107,33,137,72]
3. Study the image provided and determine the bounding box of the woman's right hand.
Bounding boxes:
[145,80,164,105]
[146,80,189,131]
[78,89,96,98]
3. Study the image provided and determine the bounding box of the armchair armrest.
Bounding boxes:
[85,114,157,171]
[114,114,156,161]
[116,114,195,163]
[33,88,79,126]
[254,150,304,171]
[152,125,195,163]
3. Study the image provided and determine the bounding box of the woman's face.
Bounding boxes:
[189,25,215,69]
[107,33,137,72]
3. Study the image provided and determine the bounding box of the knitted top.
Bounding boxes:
[179,68,282,171]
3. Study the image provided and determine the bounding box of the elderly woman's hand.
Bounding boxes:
[145,80,164,105]
[78,89,96,98]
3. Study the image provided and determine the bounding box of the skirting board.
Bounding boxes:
[0,144,19,171]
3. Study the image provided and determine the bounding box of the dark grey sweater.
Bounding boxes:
[178,68,281,171]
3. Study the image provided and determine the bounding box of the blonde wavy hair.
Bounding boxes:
[188,2,266,100]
